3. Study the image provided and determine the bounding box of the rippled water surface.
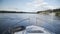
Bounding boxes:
[0,13,60,34]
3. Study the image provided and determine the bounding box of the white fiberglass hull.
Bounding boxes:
[14,25,55,34]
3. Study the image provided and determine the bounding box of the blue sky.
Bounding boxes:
[0,0,60,12]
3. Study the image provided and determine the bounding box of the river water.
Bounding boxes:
[0,13,60,34]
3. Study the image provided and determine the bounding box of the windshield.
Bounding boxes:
[0,0,60,34]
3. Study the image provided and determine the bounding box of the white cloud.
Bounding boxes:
[0,0,58,12]
[26,0,56,12]
[0,8,23,11]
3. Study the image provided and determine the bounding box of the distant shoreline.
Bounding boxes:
[0,11,37,14]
